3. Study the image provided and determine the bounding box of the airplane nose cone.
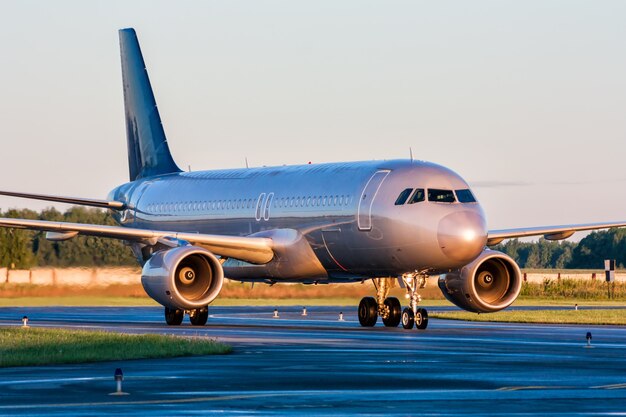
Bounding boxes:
[437,211,487,264]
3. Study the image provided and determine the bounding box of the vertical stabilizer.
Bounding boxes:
[119,28,181,181]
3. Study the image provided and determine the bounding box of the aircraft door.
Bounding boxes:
[125,180,153,225]
[357,170,390,231]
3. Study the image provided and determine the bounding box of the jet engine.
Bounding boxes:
[141,246,224,310]
[438,250,521,313]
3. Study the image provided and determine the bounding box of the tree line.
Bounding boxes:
[0,207,136,269]
[494,228,626,269]
[0,206,624,269]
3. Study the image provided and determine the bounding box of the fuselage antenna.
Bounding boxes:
[409,147,413,162]
[245,157,249,169]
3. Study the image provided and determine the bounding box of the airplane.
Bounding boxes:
[0,28,624,330]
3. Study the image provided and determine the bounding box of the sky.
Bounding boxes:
[1,1,626,236]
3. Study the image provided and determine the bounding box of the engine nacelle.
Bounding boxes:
[141,246,224,310]
[438,250,521,313]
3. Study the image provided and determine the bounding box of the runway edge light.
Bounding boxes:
[109,368,129,396]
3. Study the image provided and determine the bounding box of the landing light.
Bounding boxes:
[462,230,477,242]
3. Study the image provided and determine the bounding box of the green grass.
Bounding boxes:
[1,296,624,308]
[520,279,626,300]
[431,309,626,325]
[513,298,626,307]
[0,327,231,367]
[0,297,457,307]
[0,297,159,307]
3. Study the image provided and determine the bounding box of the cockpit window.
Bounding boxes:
[456,189,477,203]
[428,189,456,203]
[395,188,413,205]
[408,188,425,204]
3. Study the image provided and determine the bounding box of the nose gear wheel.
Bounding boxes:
[401,308,414,329]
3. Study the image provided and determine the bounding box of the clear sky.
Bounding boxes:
[1,1,625,236]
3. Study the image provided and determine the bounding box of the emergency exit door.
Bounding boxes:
[357,170,390,231]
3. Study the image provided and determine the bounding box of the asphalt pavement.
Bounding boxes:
[0,305,625,416]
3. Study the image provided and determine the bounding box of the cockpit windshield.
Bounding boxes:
[408,188,425,204]
[395,188,413,205]
[428,189,456,203]
[455,189,477,203]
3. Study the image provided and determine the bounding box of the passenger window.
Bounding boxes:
[428,189,456,203]
[408,189,425,204]
[395,188,413,205]
[456,189,476,203]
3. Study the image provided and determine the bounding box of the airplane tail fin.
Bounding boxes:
[119,28,181,181]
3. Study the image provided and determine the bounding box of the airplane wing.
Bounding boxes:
[0,218,273,264]
[0,190,125,210]
[487,221,626,246]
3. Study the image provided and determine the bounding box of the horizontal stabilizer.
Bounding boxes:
[0,190,126,210]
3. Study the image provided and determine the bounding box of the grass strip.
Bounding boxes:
[0,297,458,307]
[0,327,231,367]
[1,296,625,308]
[431,309,626,325]
[0,297,159,307]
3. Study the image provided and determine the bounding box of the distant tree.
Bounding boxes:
[0,209,38,269]
[0,206,136,268]
[494,238,577,269]
[569,229,626,269]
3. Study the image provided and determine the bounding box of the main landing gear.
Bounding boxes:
[164,307,208,326]
[357,274,429,330]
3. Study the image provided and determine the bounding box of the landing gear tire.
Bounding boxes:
[189,308,209,326]
[358,297,378,327]
[382,297,401,327]
[164,307,184,325]
[401,308,415,329]
[415,308,429,330]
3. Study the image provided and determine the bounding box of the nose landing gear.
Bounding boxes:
[357,274,429,330]
[401,272,429,330]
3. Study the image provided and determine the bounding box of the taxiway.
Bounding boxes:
[0,306,625,416]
